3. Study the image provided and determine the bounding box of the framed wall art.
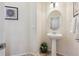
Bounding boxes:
[5,6,18,20]
[73,17,77,33]
[73,2,79,17]
[75,15,79,33]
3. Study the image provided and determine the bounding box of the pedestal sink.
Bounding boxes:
[47,32,62,56]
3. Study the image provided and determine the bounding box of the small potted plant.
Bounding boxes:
[40,42,48,53]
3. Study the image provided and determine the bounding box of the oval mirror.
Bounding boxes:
[49,10,61,31]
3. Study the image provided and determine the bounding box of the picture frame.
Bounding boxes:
[75,15,79,33]
[5,6,18,20]
[73,17,77,33]
[73,2,79,17]
[73,15,79,34]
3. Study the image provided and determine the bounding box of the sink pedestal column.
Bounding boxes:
[47,33,62,56]
[51,39,56,56]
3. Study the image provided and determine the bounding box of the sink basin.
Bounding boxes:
[47,32,62,39]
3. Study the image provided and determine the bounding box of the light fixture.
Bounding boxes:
[51,2,56,8]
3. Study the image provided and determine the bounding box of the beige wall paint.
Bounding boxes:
[57,2,79,56]
[47,3,67,51]
[37,2,67,52]
[37,3,52,50]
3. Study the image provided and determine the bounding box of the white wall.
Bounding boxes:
[0,3,4,44]
[3,2,38,56]
[3,2,32,56]
[27,2,38,53]
[0,3,5,56]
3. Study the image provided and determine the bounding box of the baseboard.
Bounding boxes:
[56,53,64,56]
[11,52,63,56]
[14,51,40,56]
[11,53,27,56]
[27,51,40,56]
